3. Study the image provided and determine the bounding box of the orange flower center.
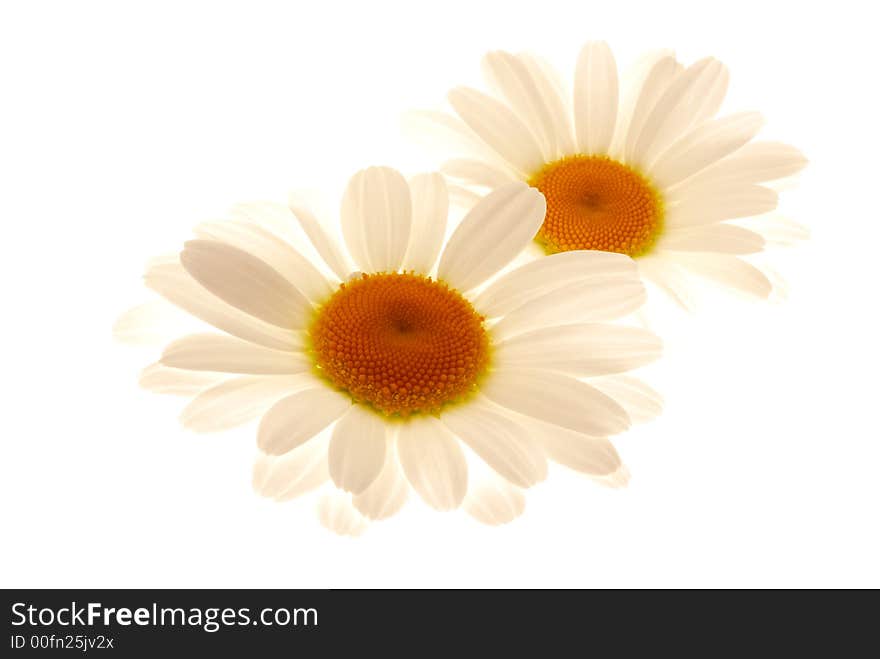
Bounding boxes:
[309,273,491,417]
[529,155,663,257]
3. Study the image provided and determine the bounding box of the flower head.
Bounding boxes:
[409,42,808,307]
[116,167,662,534]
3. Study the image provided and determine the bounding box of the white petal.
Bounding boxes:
[657,59,729,147]
[629,58,716,167]
[482,50,559,159]
[659,223,766,254]
[317,492,368,537]
[463,475,525,526]
[574,41,618,155]
[672,141,808,190]
[401,110,511,170]
[650,112,765,189]
[673,253,773,298]
[623,55,680,163]
[491,276,646,340]
[257,387,351,455]
[144,258,299,351]
[737,215,810,247]
[181,375,310,433]
[474,250,636,318]
[193,220,334,302]
[287,196,352,280]
[525,418,621,475]
[518,53,577,155]
[448,86,545,175]
[689,61,729,127]
[139,363,224,396]
[637,58,729,166]
[340,166,412,273]
[666,184,778,227]
[253,437,329,500]
[636,255,696,311]
[328,406,387,494]
[483,368,631,437]
[180,240,312,329]
[589,375,663,425]
[594,465,632,489]
[440,158,512,190]
[496,323,661,376]
[441,400,547,488]
[396,416,467,511]
[402,173,448,274]
[161,333,310,374]
[436,182,545,292]
[353,436,409,520]
[113,300,196,346]
[228,201,303,247]
[447,183,483,209]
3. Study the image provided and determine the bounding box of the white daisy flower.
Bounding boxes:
[406,41,808,307]
[116,167,662,535]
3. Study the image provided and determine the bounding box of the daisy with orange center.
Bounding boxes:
[409,41,808,306]
[116,167,663,535]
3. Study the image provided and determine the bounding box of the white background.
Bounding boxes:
[2,0,878,588]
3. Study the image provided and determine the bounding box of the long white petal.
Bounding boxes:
[483,368,631,437]
[194,220,334,302]
[402,173,448,274]
[623,55,680,163]
[144,258,299,351]
[436,182,545,292]
[328,406,387,495]
[594,465,632,489]
[441,158,512,190]
[589,374,663,425]
[671,141,808,192]
[666,183,778,227]
[441,400,547,488]
[689,61,729,128]
[636,254,696,311]
[496,323,661,376]
[736,215,810,247]
[448,86,545,175]
[637,58,729,166]
[474,250,636,318]
[491,276,646,339]
[574,41,618,155]
[673,253,773,298]
[161,333,310,374]
[650,112,765,189]
[629,58,715,168]
[340,166,412,273]
[113,300,197,346]
[353,435,409,520]
[482,50,559,159]
[317,492,368,537]
[396,416,467,511]
[180,375,310,433]
[447,183,483,209]
[463,475,526,526]
[287,196,352,280]
[139,363,225,396]
[401,110,511,171]
[659,223,766,254]
[252,437,329,501]
[518,52,577,155]
[180,240,312,329]
[525,418,621,475]
[651,58,729,154]
[257,387,351,455]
